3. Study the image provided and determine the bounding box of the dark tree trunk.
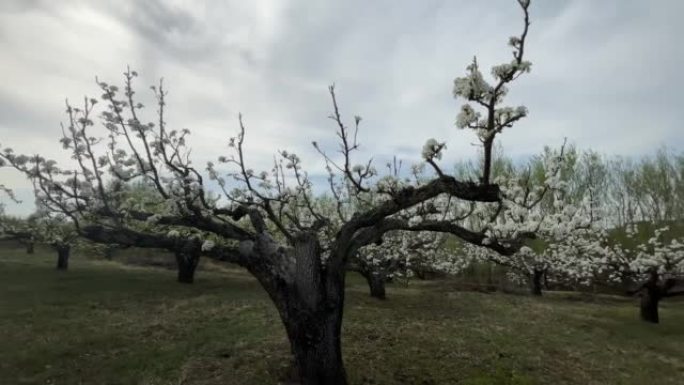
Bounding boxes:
[485,263,496,291]
[635,270,666,324]
[175,250,199,284]
[286,305,347,385]
[252,233,348,385]
[482,137,494,184]
[640,288,660,323]
[174,237,202,284]
[364,272,386,300]
[530,269,543,296]
[56,245,70,270]
[26,241,34,254]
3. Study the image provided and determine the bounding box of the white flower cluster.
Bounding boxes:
[201,240,216,252]
[421,138,446,161]
[453,58,492,101]
[461,147,603,287]
[456,104,481,129]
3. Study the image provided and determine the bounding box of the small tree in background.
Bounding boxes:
[458,145,602,295]
[33,213,79,270]
[0,214,34,254]
[0,210,79,270]
[601,224,684,323]
[343,160,467,299]
[352,228,461,299]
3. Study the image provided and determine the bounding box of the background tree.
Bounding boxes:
[0,210,79,270]
[0,214,35,254]
[34,213,80,270]
[604,149,684,227]
[459,146,600,295]
[344,161,466,299]
[352,228,459,299]
[600,223,684,323]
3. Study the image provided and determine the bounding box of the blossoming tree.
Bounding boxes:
[0,213,36,254]
[600,224,684,323]
[459,146,602,295]
[1,1,535,383]
[340,161,467,299]
[0,211,79,269]
[352,225,461,299]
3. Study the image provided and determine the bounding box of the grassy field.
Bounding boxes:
[1,245,683,385]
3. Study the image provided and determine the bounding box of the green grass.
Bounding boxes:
[1,245,683,385]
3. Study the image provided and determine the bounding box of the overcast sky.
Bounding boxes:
[1,0,683,216]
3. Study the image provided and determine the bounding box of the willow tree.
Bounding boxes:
[1,1,535,383]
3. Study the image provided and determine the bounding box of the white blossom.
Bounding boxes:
[201,240,215,252]
[421,138,446,160]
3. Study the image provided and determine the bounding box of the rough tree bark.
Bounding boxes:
[285,301,346,385]
[251,233,348,385]
[349,259,388,299]
[56,244,70,270]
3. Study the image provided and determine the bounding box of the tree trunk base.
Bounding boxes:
[177,268,195,284]
[366,274,386,300]
[530,270,543,296]
[56,246,70,270]
[288,317,348,385]
[175,249,199,284]
[640,291,660,323]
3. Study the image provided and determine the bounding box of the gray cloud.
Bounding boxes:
[1,0,683,216]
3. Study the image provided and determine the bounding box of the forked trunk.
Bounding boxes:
[56,245,70,270]
[640,287,660,323]
[253,233,348,385]
[530,269,543,296]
